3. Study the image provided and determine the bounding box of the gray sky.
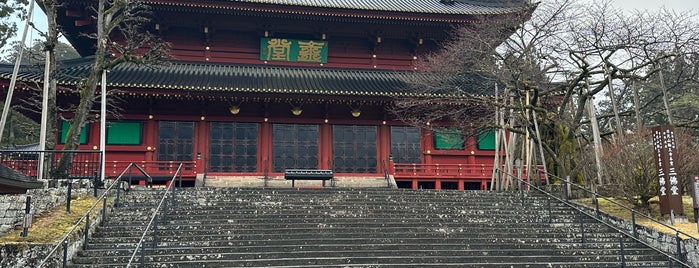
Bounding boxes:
[5,0,699,51]
[586,0,699,12]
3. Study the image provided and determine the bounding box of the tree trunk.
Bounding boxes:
[55,0,108,180]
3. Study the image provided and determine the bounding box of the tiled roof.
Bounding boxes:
[146,0,533,16]
[0,164,43,191]
[1,58,479,98]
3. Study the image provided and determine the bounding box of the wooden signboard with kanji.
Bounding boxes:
[652,125,684,215]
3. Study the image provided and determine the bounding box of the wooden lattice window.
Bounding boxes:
[272,124,318,172]
[209,122,258,172]
[332,125,377,173]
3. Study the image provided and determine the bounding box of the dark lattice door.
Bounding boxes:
[272,124,319,172]
[209,122,258,172]
[157,121,194,161]
[332,125,377,173]
[390,126,421,163]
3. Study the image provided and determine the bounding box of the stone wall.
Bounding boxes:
[0,188,91,234]
[575,203,699,267]
[0,212,103,268]
[0,186,104,268]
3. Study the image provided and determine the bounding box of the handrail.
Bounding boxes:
[126,163,184,267]
[541,170,699,243]
[381,159,391,188]
[496,168,692,267]
[37,162,142,268]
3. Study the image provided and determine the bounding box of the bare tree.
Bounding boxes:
[51,0,168,181]
[598,129,656,211]
[394,0,699,189]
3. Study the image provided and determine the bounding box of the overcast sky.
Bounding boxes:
[583,0,699,13]
[5,0,699,50]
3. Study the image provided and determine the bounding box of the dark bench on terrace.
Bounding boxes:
[284,169,333,187]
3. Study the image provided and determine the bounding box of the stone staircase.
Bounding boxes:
[71,188,680,267]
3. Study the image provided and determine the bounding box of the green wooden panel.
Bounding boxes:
[60,121,88,144]
[478,130,497,150]
[260,38,328,63]
[434,129,464,150]
[107,121,142,145]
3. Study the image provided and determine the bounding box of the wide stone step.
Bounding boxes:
[78,242,654,256]
[105,215,598,227]
[70,254,673,267]
[96,222,610,236]
[90,225,621,239]
[70,188,678,268]
[86,235,635,249]
[72,247,668,264]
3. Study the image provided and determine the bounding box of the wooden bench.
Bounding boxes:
[284,169,333,187]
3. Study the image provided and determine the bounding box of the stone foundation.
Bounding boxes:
[1,188,89,235]
[203,175,391,188]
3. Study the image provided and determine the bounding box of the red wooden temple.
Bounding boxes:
[0,0,535,190]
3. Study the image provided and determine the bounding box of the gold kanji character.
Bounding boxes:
[297,40,325,62]
[266,39,292,61]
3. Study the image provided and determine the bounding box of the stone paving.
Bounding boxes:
[201,175,391,188]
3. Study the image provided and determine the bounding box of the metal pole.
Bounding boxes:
[140,242,145,267]
[21,196,31,237]
[62,239,68,268]
[547,196,552,224]
[66,180,72,212]
[83,214,90,250]
[37,51,52,182]
[0,0,36,145]
[101,197,107,225]
[579,209,586,243]
[519,179,524,206]
[153,216,158,248]
[594,197,600,218]
[93,173,98,197]
[100,71,107,185]
[632,212,637,238]
[115,180,121,207]
[620,236,626,268]
[676,231,683,262]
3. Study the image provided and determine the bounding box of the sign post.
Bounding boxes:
[652,126,684,218]
[692,176,699,231]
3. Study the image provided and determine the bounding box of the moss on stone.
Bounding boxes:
[0,195,99,244]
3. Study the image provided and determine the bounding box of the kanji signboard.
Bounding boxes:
[652,125,684,215]
[260,38,328,63]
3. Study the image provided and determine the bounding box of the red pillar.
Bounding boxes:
[320,123,332,169]
[422,128,433,164]
[258,120,272,173]
[144,119,157,161]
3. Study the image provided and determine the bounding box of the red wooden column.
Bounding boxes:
[144,118,157,161]
[466,137,477,164]
[194,120,208,173]
[422,128,433,164]
[319,123,332,169]
[258,119,272,173]
[377,123,391,173]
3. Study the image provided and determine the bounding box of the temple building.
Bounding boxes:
[0,0,535,190]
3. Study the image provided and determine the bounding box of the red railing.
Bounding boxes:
[105,161,197,179]
[393,163,493,179]
[393,163,545,181]
[0,150,102,179]
[0,149,197,180]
